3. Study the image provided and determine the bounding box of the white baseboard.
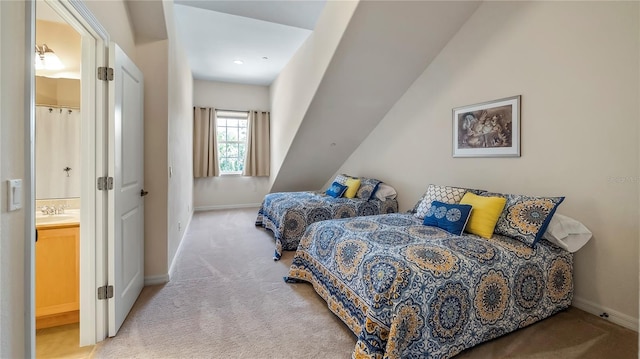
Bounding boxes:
[144,274,170,286]
[168,212,193,280]
[572,296,638,332]
[194,203,261,211]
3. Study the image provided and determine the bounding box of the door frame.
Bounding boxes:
[29,0,110,347]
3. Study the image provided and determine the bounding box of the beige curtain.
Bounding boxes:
[193,107,219,177]
[243,110,270,176]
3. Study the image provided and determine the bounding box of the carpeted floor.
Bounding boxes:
[93,208,637,358]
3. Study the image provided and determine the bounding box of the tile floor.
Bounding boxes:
[36,323,95,359]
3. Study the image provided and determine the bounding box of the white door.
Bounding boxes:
[107,42,145,336]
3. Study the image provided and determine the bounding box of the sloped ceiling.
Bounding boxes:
[125,0,168,43]
[270,1,481,192]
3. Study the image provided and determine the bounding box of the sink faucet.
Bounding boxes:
[40,205,63,215]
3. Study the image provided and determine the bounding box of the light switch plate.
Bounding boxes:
[7,179,22,211]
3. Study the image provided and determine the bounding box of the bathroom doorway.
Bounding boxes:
[30,0,145,353]
[34,3,88,357]
[31,0,116,353]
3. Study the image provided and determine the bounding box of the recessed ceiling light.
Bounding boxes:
[233,60,244,65]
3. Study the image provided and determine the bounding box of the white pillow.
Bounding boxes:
[375,183,397,201]
[542,214,592,253]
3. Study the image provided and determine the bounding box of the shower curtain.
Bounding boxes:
[35,105,81,199]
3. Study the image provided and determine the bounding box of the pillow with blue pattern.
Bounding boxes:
[356,178,382,200]
[413,184,475,219]
[482,192,565,247]
[423,200,473,236]
[326,181,348,198]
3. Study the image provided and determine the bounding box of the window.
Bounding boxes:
[216,110,248,174]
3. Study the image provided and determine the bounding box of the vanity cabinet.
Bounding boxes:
[35,223,79,329]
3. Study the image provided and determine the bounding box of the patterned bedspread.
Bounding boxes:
[256,191,398,260]
[286,213,573,359]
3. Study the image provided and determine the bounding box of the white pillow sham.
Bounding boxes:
[375,183,397,201]
[542,213,592,253]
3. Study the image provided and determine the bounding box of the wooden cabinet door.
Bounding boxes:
[35,225,79,327]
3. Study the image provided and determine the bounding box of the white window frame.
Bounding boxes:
[216,110,249,175]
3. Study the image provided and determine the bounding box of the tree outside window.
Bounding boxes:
[216,111,248,174]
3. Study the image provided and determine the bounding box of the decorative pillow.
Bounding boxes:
[487,193,565,247]
[423,201,473,236]
[356,178,382,200]
[343,178,361,199]
[375,183,397,201]
[333,174,350,186]
[459,192,507,238]
[413,184,469,219]
[325,182,347,198]
[542,213,592,252]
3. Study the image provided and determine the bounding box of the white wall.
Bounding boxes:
[337,1,639,329]
[133,1,195,282]
[193,80,271,209]
[164,1,194,274]
[84,0,136,60]
[136,39,169,281]
[269,0,358,190]
[0,2,29,357]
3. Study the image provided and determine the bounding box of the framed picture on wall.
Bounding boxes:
[452,95,521,157]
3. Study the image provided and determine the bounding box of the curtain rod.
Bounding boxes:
[193,106,246,113]
[194,106,269,113]
[215,108,248,113]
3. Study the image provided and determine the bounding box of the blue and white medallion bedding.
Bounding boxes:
[286,213,573,359]
[256,191,398,260]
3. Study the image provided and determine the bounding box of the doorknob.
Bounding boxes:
[140,189,149,197]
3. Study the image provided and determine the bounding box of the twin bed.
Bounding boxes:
[256,176,398,260]
[257,182,577,358]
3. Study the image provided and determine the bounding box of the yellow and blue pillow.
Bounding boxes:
[326,182,348,198]
[423,201,473,236]
[356,178,382,200]
[488,193,565,247]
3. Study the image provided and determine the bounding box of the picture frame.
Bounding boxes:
[452,95,521,157]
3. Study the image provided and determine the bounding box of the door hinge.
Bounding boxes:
[98,285,114,300]
[97,176,114,191]
[97,66,114,81]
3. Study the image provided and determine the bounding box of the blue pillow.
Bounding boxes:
[326,181,348,198]
[423,200,473,236]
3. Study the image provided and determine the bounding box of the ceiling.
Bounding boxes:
[173,0,326,86]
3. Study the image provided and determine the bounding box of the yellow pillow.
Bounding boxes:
[459,192,507,238]
[343,178,361,198]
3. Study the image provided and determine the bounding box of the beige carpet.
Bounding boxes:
[93,208,637,358]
